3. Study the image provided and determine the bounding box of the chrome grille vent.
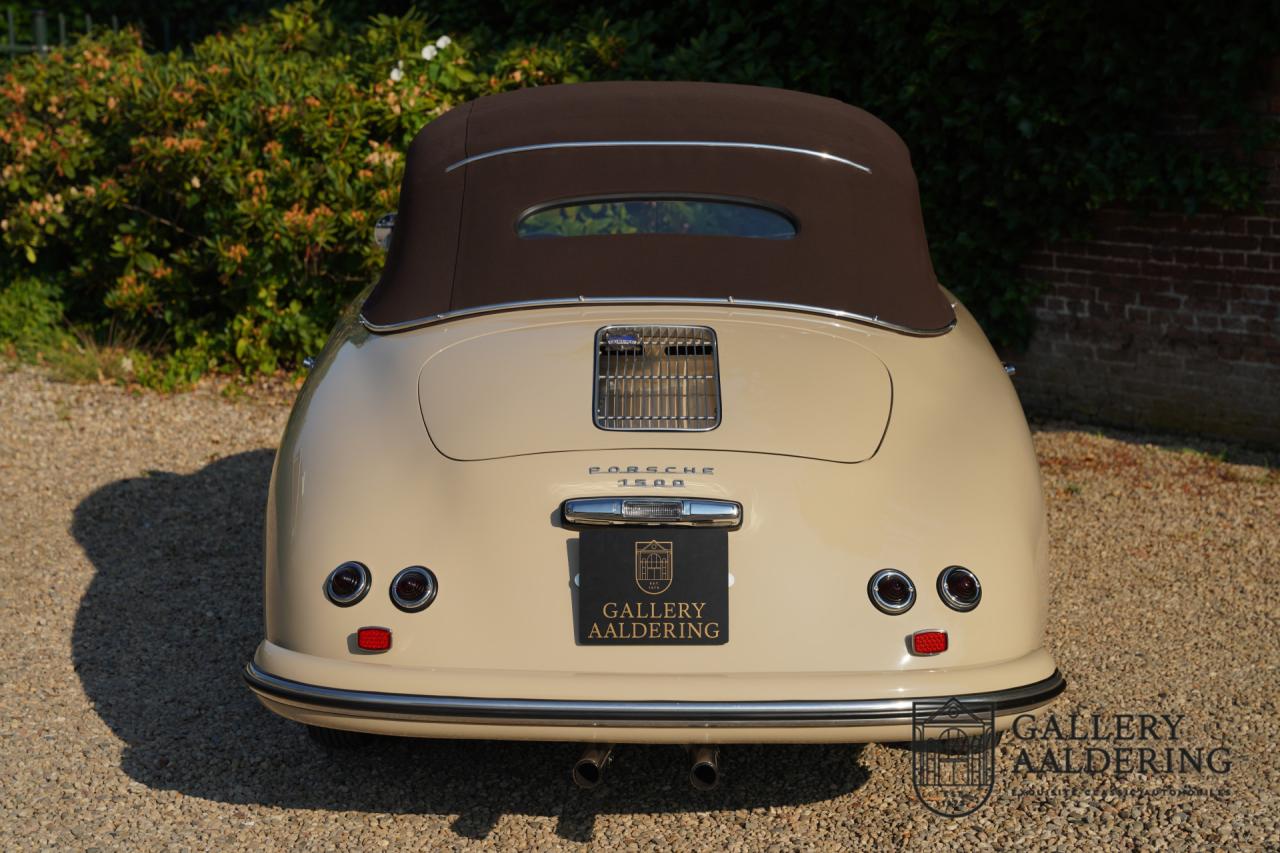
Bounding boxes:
[593,325,721,431]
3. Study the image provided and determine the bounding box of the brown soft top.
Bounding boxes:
[362,81,955,333]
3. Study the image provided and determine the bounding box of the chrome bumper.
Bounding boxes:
[244,662,1065,728]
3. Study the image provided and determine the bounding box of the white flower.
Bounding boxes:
[420,44,438,61]
[397,59,404,69]
[389,67,404,82]
[189,176,201,189]
[435,35,452,49]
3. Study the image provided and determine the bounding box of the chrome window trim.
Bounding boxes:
[445,140,872,174]
[516,193,799,240]
[244,662,1066,728]
[562,497,742,529]
[358,297,957,337]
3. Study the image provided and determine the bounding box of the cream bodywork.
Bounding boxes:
[249,296,1059,743]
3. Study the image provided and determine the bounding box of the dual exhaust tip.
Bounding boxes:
[570,745,615,789]
[688,745,721,791]
[571,745,720,790]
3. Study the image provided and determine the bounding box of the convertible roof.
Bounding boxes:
[361,82,955,334]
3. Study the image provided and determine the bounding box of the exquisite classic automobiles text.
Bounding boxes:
[585,600,721,641]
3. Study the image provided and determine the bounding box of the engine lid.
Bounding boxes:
[418,316,891,463]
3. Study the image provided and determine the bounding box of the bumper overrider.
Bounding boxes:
[244,660,1065,731]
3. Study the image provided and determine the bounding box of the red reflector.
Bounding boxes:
[357,627,392,651]
[912,630,948,655]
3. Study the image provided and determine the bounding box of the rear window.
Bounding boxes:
[517,197,796,239]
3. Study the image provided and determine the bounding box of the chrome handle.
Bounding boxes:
[562,497,742,529]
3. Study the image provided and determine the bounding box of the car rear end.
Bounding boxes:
[245,300,1064,746]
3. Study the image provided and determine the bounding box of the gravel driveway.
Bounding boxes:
[1,366,1276,850]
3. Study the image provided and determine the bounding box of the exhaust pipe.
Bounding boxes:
[571,744,615,789]
[689,745,720,790]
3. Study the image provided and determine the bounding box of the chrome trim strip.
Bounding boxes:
[244,663,1065,728]
[358,297,957,337]
[445,140,872,174]
[562,497,742,529]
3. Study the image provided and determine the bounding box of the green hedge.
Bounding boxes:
[1,2,621,378]
[1,1,1276,380]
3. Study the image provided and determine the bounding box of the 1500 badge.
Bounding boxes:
[588,465,715,488]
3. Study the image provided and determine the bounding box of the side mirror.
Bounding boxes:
[374,213,396,251]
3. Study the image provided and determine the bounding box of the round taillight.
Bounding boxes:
[391,566,438,612]
[868,569,915,614]
[325,562,370,606]
[938,566,981,611]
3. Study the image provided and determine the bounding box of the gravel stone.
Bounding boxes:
[0,366,1276,850]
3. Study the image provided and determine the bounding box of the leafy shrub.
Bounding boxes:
[0,2,617,377]
[0,277,67,355]
[1,0,1276,381]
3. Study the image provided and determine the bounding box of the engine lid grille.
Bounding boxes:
[593,325,721,431]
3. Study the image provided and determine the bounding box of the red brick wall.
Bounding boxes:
[1012,75,1280,447]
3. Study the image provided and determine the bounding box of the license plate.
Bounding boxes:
[577,528,728,645]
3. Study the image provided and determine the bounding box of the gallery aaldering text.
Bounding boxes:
[1009,713,1231,776]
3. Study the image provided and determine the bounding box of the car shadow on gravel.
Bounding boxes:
[71,450,872,842]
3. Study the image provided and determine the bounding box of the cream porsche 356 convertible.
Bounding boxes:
[244,81,1064,789]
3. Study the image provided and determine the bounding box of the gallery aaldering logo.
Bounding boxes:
[634,540,673,594]
[911,698,997,817]
[909,705,1234,814]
